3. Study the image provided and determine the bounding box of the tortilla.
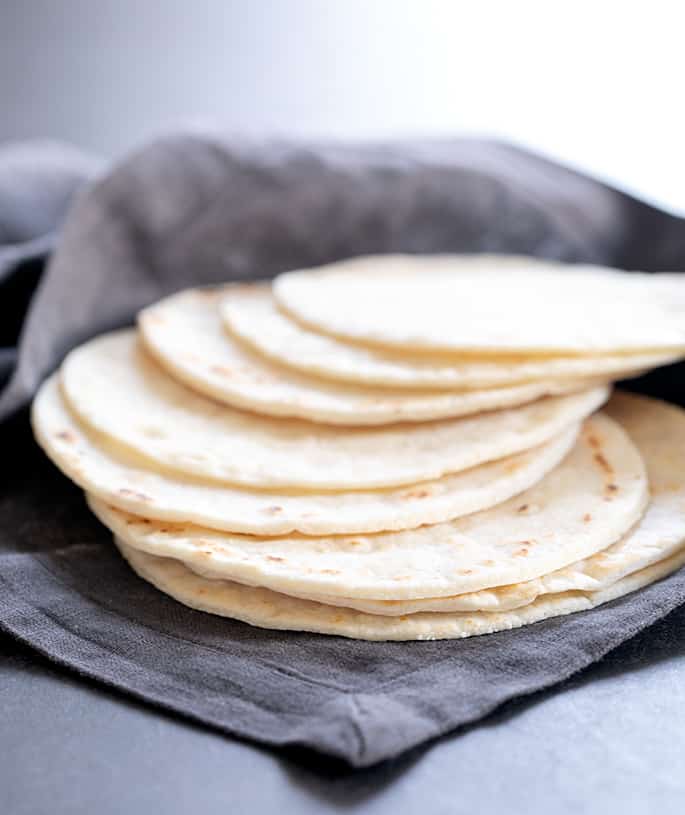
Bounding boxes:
[32,376,579,535]
[280,393,685,613]
[273,254,685,355]
[222,285,677,390]
[139,287,601,425]
[115,539,685,641]
[60,330,607,489]
[88,411,648,601]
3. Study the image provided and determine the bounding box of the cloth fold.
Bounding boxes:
[1,133,685,767]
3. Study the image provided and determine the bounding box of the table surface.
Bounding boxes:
[2,605,685,815]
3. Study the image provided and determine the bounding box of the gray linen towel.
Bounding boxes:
[1,133,685,767]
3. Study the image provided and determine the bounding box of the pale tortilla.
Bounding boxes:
[222,285,677,390]
[274,254,685,355]
[32,376,579,535]
[88,411,648,601]
[139,287,601,425]
[60,330,607,489]
[279,394,685,613]
[114,539,685,641]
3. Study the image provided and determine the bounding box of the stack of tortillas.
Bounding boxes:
[32,254,685,640]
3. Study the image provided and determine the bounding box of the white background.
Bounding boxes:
[1,0,684,213]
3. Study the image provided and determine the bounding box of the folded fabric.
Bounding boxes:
[2,134,685,766]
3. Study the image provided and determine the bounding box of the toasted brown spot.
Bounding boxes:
[320,568,340,575]
[594,452,613,475]
[457,568,473,575]
[587,434,602,450]
[513,548,530,557]
[56,430,76,443]
[517,504,529,514]
[200,550,214,557]
[118,488,153,503]
[402,488,431,499]
[481,559,496,567]
[583,513,592,523]
[504,460,523,474]
[267,556,284,562]
[604,483,619,500]
[263,505,283,515]
[393,575,411,581]
[194,288,220,300]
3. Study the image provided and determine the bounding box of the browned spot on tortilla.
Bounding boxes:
[513,548,529,557]
[263,505,283,515]
[583,513,592,523]
[267,556,284,562]
[604,483,619,500]
[393,575,411,581]
[200,550,214,557]
[594,452,613,475]
[193,288,221,300]
[210,365,233,377]
[320,568,340,575]
[457,568,473,575]
[402,488,431,499]
[517,504,529,514]
[504,459,523,474]
[56,430,76,443]
[118,488,153,503]
[482,559,496,566]
[587,434,602,450]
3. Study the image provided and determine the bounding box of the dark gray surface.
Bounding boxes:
[2,609,685,815]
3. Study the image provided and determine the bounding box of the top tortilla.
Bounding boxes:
[273,254,685,355]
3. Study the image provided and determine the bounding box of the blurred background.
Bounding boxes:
[1,0,683,213]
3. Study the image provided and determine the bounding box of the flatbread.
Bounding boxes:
[273,254,685,355]
[139,287,600,425]
[60,330,607,489]
[32,376,579,535]
[279,394,685,613]
[115,539,685,641]
[88,411,648,601]
[222,286,678,390]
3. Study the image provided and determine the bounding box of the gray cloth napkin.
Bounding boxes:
[1,133,685,768]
